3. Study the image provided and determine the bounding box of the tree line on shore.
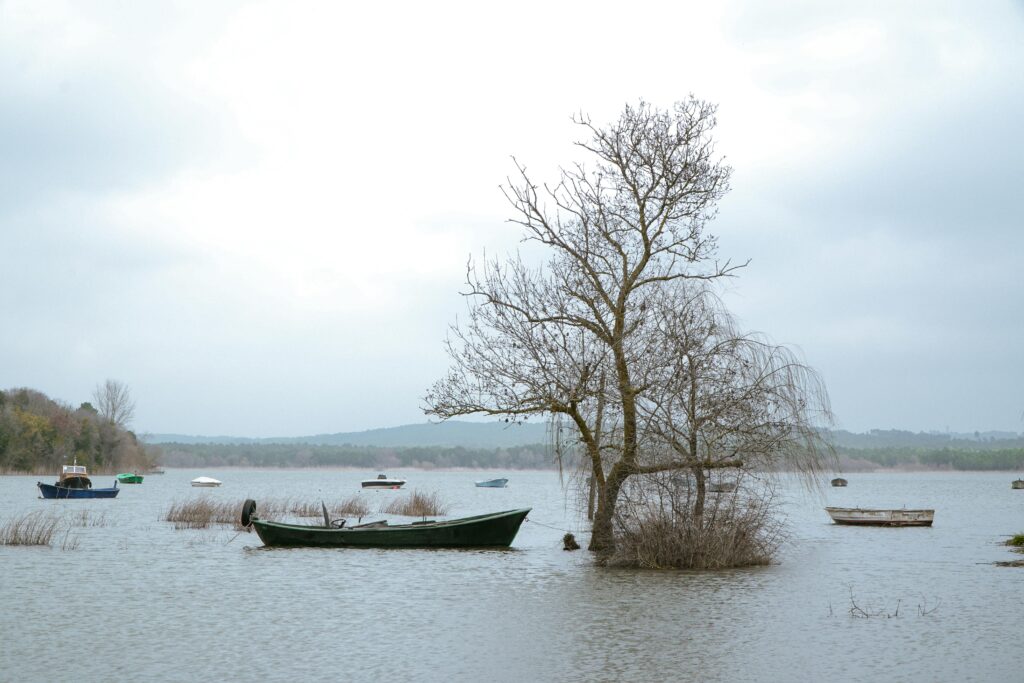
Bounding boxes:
[4,386,1021,474]
[158,441,1024,472]
[838,446,1024,472]
[0,385,156,474]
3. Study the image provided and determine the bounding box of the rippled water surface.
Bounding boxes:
[2,469,1022,682]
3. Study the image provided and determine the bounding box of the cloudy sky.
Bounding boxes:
[1,1,1021,436]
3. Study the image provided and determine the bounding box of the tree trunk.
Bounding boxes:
[589,466,627,552]
[587,471,596,521]
[693,466,706,524]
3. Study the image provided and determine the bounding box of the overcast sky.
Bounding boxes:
[2,1,1021,436]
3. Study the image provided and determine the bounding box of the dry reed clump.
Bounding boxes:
[379,490,450,518]
[71,509,109,528]
[166,498,375,529]
[603,490,785,570]
[60,529,81,551]
[165,499,219,529]
[333,495,370,519]
[0,511,61,546]
[286,497,370,519]
[164,498,276,529]
[288,500,325,517]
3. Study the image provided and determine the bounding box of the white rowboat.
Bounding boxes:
[191,476,222,487]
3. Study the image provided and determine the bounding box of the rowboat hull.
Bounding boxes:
[117,474,144,484]
[38,482,120,499]
[475,478,508,488]
[252,508,531,548]
[825,507,933,527]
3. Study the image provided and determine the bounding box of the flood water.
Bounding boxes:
[2,469,1022,682]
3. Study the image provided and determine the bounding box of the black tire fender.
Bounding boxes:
[240,499,257,527]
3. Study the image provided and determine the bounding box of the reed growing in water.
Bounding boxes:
[164,498,275,529]
[379,490,450,517]
[164,498,221,529]
[288,496,370,519]
[333,495,371,519]
[70,509,109,527]
[0,510,61,546]
[166,497,372,529]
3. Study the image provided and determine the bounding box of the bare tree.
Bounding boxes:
[427,98,746,551]
[93,379,135,428]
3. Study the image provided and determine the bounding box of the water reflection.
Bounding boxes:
[1,469,1022,681]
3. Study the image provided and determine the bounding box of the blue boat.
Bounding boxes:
[474,478,509,488]
[37,463,119,499]
[38,482,119,499]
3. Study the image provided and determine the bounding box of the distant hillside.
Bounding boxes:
[145,420,550,449]
[147,423,1023,450]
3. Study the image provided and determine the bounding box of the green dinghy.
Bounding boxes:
[241,501,530,549]
[116,472,144,484]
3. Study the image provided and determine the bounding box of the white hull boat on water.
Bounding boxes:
[191,476,222,487]
[362,473,405,489]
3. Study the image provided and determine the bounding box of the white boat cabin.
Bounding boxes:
[59,464,93,489]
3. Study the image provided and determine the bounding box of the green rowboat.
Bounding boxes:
[243,502,530,549]
[116,472,144,484]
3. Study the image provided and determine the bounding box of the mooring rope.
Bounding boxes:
[525,517,573,534]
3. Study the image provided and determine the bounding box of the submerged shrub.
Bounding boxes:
[603,486,785,570]
[1006,534,1024,547]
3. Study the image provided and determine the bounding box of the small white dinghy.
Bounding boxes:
[825,507,933,527]
[191,476,222,488]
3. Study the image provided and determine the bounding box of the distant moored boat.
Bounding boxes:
[1012,479,1024,490]
[475,478,509,488]
[361,474,405,489]
[191,476,222,487]
[38,463,120,499]
[831,477,848,487]
[825,507,934,527]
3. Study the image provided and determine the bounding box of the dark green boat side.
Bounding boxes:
[251,508,531,548]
